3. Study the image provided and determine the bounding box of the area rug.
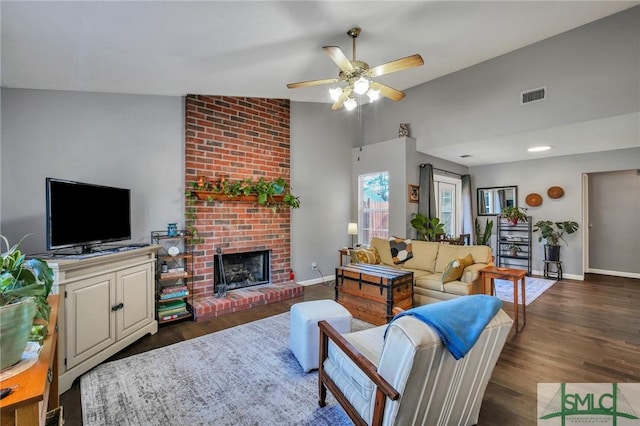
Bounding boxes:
[493,276,556,305]
[81,312,372,426]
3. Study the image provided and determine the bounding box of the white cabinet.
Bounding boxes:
[47,246,159,393]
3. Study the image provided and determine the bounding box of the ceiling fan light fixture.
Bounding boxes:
[353,77,370,95]
[329,87,343,102]
[344,97,357,111]
[366,88,380,102]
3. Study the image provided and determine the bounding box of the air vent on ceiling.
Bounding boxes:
[521,86,546,105]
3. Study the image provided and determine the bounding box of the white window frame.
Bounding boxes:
[434,174,462,236]
[358,171,389,244]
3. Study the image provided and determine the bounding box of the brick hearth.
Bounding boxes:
[185,94,300,321]
[192,281,303,322]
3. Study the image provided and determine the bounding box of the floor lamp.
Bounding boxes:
[347,222,358,248]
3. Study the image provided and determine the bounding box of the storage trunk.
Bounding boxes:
[335,264,414,325]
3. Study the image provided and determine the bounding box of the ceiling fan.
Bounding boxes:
[287,27,424,110]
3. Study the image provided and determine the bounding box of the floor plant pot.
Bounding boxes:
[544,245,561,261]
[0,297,37,369]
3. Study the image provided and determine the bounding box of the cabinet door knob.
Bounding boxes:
[111,303,124,311]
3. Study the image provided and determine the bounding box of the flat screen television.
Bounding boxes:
[46,177,131,252]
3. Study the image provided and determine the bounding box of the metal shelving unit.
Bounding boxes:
[151,230,194,323]
[496,215,532,275]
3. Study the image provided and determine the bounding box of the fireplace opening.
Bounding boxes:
[214,249,271,294]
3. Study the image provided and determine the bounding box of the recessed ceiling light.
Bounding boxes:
[528,146,552,152]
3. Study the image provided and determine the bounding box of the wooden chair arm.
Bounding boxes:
[318,320,399,401]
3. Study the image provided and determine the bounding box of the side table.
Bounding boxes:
[481,266,527,332]
[338,248,350,266]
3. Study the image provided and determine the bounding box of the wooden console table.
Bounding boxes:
[0,295,60,426]
[481,266,526,332]
[335,263,413,325]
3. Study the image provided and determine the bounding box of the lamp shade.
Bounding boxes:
[347,223,358,235]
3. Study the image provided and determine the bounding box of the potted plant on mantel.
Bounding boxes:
[500,206,528,225]
[533,220,579,261]
[0,235,54,369]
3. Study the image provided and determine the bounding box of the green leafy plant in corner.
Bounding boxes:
[533,220,579,246]
[410,213,446,242]
[474,217,493,246]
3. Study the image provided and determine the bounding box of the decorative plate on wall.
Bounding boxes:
[525,193,543,207]
[547,186,565,199]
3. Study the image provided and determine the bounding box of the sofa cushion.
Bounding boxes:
[414,273,445,292]
[434,245,493,272]
[370,237,395,266]
[349,247,381,264]
[402,240,439,272]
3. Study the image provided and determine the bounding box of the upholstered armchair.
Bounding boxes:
[318,306,512,426]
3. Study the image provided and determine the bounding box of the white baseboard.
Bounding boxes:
[296,275,334,286]
[586,268,640,279]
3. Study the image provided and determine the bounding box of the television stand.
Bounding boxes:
[46,245,160,393]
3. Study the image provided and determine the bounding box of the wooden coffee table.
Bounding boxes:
[335,263,413,325]
[481,266,527,332]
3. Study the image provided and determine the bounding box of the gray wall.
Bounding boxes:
[1,89,185,254]
[290,101,355,284]
[362,6,639,150]
[471,148,640,279]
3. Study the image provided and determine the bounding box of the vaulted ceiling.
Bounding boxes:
[2,1,638,165]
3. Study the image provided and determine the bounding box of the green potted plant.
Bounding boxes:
[501,206,528,225]
[474,217,493,247]
[1,235,54,369]
[507,242,522,257]
[410,213,446,242]
[533,220,579,261]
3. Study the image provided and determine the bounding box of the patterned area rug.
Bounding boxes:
[81,312,372,425]
[494,276,556,306]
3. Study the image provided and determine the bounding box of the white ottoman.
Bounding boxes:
[290,299,352,372]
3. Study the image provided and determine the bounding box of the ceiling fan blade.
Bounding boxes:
[323,46,354,73]
[287,78,339,89]
[368,54,424,77]
[370,82,405,102]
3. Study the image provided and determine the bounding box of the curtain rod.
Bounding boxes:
[420,163,463,177]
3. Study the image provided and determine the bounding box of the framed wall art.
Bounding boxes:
[408,185,419,203]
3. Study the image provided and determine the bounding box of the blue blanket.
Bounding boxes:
[385,295,502,360]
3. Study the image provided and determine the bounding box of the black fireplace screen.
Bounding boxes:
[214,250,271,293]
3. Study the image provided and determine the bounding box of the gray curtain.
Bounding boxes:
[419,164,437,219]
[461,174,473,243]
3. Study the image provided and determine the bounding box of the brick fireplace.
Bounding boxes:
[185,95,303,322]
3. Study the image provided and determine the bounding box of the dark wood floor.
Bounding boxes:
[60,274,640,425]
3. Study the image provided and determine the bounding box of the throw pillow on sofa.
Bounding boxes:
[442,254,474,283]
[389,237,413,264]
[349,247,381,264]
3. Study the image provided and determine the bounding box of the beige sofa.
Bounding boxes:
[367,237,493,306]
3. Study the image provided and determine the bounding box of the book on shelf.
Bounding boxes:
[157,306,188,316]
[161,284,188,293]
[160,312,189,321]
[160,271,188,279]
[159,291,188,300]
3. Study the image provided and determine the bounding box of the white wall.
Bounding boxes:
[1,89,184,254]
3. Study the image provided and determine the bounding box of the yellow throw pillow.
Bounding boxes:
[442,254,474,284]
[349,247,381,264]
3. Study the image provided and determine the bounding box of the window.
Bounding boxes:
[434,175,462,236]
[358,172,389,244]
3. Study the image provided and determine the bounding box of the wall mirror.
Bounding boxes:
[477,186,518,215]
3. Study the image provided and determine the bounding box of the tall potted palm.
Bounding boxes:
[533,220,579,261]
[0,235,54,369]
